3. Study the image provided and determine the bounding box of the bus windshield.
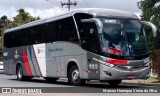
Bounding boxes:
[100,18,148,56]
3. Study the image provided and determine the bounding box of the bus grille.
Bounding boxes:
[116,65,147,71]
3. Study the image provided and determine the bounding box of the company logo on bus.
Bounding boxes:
[38,49,40,54]
[37,49,44,54]
[126,66,134,71]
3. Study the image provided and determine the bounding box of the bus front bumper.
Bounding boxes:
[100,64,150,80]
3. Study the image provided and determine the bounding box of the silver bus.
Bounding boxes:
[3,8,157,86]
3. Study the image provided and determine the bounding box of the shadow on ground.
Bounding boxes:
[8,78,159,89]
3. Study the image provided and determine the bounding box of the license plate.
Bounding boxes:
[126,75,135,79]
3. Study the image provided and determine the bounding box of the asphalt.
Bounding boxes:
[0,74,160,96]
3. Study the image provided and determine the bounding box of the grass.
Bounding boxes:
[135,77,160,84]
[148,77,160,83]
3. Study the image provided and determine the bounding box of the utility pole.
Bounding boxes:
[61,0,77,11]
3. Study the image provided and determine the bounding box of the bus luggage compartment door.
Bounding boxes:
[46,43,57,77]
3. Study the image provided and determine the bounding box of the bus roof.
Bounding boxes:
[73,8,138,18]
[4,8,139,34]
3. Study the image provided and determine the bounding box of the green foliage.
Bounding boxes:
[138,0,160,76]
[0,15,10,36]
[138,0,160,50]
[0,9,40,50]
[11,9,40,27]
[0,36,3,50]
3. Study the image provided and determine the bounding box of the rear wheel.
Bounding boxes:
[17,65,25,81]
[44,77,59,82]
[68,65,85,86]
[107,80,122,86]
[16,65,32,81]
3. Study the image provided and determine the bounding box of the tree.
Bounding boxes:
[0,15,11,36]
[11,9,40,27]
[138,0,160,76]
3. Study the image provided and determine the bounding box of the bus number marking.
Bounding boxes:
[53,56,56,64]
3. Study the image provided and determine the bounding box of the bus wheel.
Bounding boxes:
[17,65,25,81]
[107,80,122,86]
[44,77,59,82]
[69,65,85,86]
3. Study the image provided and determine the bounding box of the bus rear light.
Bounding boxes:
[106,60,129,65]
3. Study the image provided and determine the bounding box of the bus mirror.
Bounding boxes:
[141,21,157,37]
[81,18,103,34]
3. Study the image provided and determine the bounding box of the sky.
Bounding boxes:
[0,0,142,19]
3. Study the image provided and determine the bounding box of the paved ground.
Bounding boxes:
[0,93,159,96]
[0,74,159,87]
[0,74,159,96]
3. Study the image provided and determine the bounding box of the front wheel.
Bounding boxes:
[107,80,122,86]
[68,65,85,86]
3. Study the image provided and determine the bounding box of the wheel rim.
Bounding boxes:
[72,69,80,82]
[18,68,22,79]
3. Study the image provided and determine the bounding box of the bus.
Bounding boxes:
[3,8,157,86]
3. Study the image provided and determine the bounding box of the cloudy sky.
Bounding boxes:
[0,0,142,19]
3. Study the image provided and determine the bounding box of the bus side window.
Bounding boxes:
[21,29,31,46]
[57,17,78,43]
[26,24,45,44]
[4,33,14,47]
[45,21,57,43]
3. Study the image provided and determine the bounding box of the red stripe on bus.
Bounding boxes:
[106,60,128,65]
[23,49,32,76]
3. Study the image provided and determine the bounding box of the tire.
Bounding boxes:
[68,65,85,86]
[16,65,32,81]
[44,77,59,82]
[107,80,122,86]
[16,65,25,81]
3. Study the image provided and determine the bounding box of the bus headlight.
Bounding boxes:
[144,58,149,64]
[109,64,115,67]
[104,62,115,67]
[144,62,150,67]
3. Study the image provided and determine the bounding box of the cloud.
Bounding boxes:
[154,1,160,7]
[0,0,55,10]
[76,0,141,13]
[0,7,17,20]
[0,6,66,19]
[0,0,142,19]
[0,0,67,19]
[25,8,66,19]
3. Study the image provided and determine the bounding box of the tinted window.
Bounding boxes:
[4,17,79,48]
[58,17,78,42]
[28,24,45,44]
[45,17,78,43]
[4,24,46,48]
[100,18,148,56]
[86,23,100,53]
[45,22,57,42]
